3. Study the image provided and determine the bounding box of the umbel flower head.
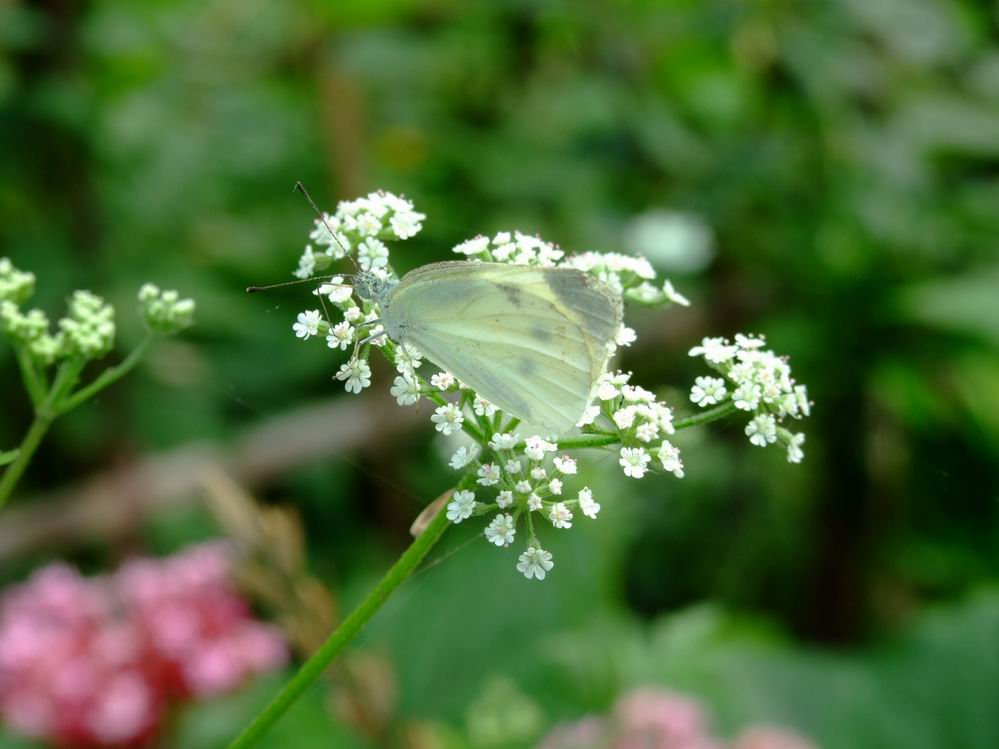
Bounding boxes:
[284,192,812,580]
[1,258,196,368]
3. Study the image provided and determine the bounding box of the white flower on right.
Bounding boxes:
[549,502,573,529]
[578,487,600,519]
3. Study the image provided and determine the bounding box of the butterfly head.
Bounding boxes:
[353,271,394,305]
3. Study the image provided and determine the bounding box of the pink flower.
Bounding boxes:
[0,542,288,748]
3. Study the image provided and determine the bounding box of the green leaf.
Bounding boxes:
[0,449,19,467]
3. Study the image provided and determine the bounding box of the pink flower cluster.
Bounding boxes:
[538,688,816,749]
[0,543,288,748]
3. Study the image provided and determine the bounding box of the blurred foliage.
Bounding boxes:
[2,0,999,746]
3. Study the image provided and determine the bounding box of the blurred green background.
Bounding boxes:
[2,0,998,747]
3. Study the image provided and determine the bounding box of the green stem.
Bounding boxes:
[14,345,46,408]
[673,400,738,430]
[55,336,151,416]
[226,499,453,749]
[0,357,84,508]
[0,413,52,509]
[557,434,621,450]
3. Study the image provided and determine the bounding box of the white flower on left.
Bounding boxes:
[293,310,323,340]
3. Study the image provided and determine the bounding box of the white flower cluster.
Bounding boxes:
[452,231,566,267]
[286,193,809,580]
[443,432,600,581]
[563,251,690,308]
[138,284,196,335]
[582,369,685,479]
[294,190,425,280]
[688,334,810,463]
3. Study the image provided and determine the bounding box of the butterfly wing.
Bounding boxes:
[385,261,622,432]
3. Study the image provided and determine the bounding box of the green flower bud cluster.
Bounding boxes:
[138,284,196,335]
[0,258,35,305]
[59,290,116,360]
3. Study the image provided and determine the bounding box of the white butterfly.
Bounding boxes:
[355,261,622,432]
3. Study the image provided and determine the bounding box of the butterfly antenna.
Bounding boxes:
[246,275,348,294]
[294,181,359,274]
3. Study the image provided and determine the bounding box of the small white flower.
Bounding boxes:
[485,514,516,547]
[431,371,455,390]
[657,440,684,478]
[517,547,554,581]
[473,396,497,417]
[690,376,727,407]
[553,456,577,475]
[662,279,690,306]
[548,478,563,495]
[448,445,479,470]
[549,502,573,529]
[294,245,317,279]
[334,357,372,394]
[530,466,547,481]
[293,310,322,340]
[619,447,651,479]
[477,463,501,486]
[622,385,655,403]
[524,435,557,461]
[576,405,601,427]
[733,382,761,411]
[578,487,600,519]
[326,321,354,351]
[794,385,811,417]
[490,432,518,451]
[596,376,622,401]
[505,459,522,474]
[446,490,476,523]
[613,406,637,430]
[735,333,766,349]
[356,213,383,238]
[318,277,354,304]
[390,375,421,406]
[496,490,514,509]
[431,403,464,435]
[689,336,737,364]
[357,238,389,270]
[635,421,660,443]
[344,306,363,323]
[453,235,491,256]
[394,343,423,375]
[616,325,637,347]
[515,480,532,494]
[786,432,805,463]
[527,493,543,511]
[390,210,425,239]
[745,414,778,447]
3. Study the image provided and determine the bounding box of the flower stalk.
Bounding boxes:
[226,489,454,749]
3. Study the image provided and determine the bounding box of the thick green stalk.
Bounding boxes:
[226,501,452,749]
[0,358,84,508]
[673,400,738,430]
[0,412,52,508]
